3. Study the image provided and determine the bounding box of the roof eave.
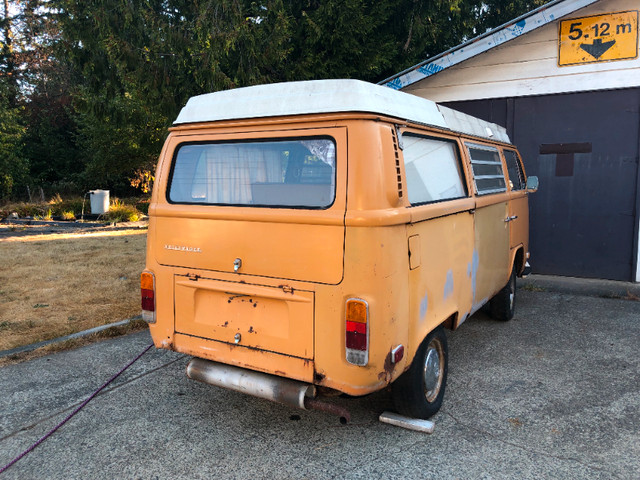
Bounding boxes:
[379,0,599,90]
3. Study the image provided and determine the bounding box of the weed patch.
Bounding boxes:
[521,283,546,292]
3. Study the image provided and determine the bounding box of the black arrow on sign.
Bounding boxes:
[579,38,616,59]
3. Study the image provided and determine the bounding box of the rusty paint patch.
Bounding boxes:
[378,351,395,382]
[279,285,295,294]
[227,294,250,302]
[248,326,256,334]
[314,371,326,383]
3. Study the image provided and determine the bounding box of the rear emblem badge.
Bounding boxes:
[164,244,201,253]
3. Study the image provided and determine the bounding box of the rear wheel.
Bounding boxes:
[391,326,448,419]
[490,265,516,321]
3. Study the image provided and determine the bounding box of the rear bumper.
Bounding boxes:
[171,333,315,383]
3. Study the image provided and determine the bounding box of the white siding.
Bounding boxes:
[404,0,640,102]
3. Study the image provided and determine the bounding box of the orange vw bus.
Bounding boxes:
[141,80,537,420]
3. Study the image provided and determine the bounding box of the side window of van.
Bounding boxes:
[401,134,467,205]
[503,149,525,190]
[467,144,507,195]
[167,138,336,208]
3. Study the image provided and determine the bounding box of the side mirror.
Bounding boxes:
[526,176,539,192]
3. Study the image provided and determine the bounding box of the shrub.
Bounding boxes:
[2,196,144,222]
[2,202,48,218]
[61,210,76,220]
[104,200,142,222]
[34,208,53,220]
[52,198,84,217]
[49,193,64,205]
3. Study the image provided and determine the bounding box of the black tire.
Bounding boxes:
[391,326,448,419]
[490,265,516,321]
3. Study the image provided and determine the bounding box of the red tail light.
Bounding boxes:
[141,271,156,323]
[346,298,368,366]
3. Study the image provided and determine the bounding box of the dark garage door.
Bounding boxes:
[445,88,640,281]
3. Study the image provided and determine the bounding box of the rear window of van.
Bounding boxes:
[168,138,336,208]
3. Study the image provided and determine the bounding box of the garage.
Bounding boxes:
[382,0,640,282]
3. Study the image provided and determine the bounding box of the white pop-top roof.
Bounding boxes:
[174,79,510,144]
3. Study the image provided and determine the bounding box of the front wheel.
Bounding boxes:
[490,265,516,321]
[391,327,448,419]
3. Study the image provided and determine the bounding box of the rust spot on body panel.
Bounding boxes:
[378,351,395,383]
[279,285,295,294]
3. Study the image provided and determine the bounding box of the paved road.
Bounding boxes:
[1,289,638,479]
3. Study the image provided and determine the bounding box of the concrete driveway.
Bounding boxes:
[1,288,638,479]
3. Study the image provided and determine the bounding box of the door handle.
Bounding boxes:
[504,215,518,223]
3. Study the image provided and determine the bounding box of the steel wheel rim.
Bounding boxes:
[423,338,444,403]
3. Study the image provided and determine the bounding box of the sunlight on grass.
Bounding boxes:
[0,228,147,243]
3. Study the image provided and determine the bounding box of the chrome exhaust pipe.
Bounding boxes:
[186,357,316,410]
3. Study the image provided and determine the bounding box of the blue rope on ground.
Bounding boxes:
[0,343,154,475]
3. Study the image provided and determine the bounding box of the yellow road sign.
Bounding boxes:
[558,10,638,66]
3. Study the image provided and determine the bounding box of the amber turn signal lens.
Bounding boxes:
[140,271,154,291]
[346,299,368,324]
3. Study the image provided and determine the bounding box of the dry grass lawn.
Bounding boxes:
[0,230,147,352]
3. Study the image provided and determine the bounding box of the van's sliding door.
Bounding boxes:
[466,144,511,309]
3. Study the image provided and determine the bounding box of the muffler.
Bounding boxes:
[186,357,315,409]
[186,358,351,422]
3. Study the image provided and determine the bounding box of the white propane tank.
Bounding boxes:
[89,190,110,214]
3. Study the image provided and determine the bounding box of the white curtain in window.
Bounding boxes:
[202,145,281,204]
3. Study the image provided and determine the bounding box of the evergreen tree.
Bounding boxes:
[0,78,27,198]
[0,1,27,199]
[2,0,553,199]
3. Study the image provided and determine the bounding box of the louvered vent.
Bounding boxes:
[391,129,403,198]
